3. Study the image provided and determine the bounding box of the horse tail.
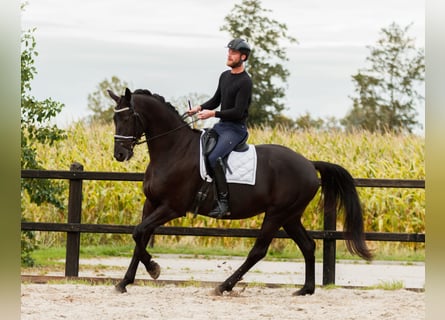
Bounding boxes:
[312,161,373,261]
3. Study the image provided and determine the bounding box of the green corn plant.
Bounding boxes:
[21,123,424,254]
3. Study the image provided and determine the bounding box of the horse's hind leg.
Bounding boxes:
[283,218,316,296]
[215,216,281,295]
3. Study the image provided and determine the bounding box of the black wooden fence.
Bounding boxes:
[21,163,425,286]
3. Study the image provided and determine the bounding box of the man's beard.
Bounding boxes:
[227,58,243,68]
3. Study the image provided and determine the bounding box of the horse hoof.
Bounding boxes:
[148,260,161,280]
[115,283,127,294]
[293,287,315,296]
[213,285,224,296]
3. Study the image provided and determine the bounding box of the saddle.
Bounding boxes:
[192,128,250,216]
[201,128,249,175]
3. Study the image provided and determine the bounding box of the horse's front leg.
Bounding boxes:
[118,202,180,293]
[115,231,152,293]
[116,199,156,293]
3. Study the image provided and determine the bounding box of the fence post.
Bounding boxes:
[322,202,337,285]
[65,162,83,277]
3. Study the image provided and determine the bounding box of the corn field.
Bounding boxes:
[22,122,425,254]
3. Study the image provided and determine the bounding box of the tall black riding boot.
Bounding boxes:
[208,157,230,218]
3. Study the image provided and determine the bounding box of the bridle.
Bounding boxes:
[113,96,199,151]
[113,102,146,149]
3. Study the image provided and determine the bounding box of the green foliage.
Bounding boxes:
[21,22,67,265]
[342,22,425,133]
[22,123,424,256]
[220,0,297,127]
[293,114,343,132]
[294,112,325,130]
[86,75,130,124]
[21,26,66,209]
[21,219,38,267]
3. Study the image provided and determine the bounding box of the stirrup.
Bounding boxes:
[208,200,230,218]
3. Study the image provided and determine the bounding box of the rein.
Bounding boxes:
[144,113,199,142]
[114,102,199,146]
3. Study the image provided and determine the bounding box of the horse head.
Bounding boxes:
[108,88,144,161]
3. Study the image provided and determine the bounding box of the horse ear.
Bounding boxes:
[125,88,132,101]
[107,90,120,102]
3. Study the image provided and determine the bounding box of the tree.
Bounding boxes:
[21,27,66,208]
[294,112,324,130]
[169,92,210,115]
[169,92,211,129]
[87,76,129,124]
[220,0,297,127]
[21,25,66,265]
[342,22,425,133]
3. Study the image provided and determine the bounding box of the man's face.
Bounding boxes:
[226,49,244,68]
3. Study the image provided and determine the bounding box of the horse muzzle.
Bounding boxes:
[114,148,134,162]
[114,146,134,162]
[114,138,135,162]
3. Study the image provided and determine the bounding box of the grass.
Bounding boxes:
[371,280,405,291]
[322,283,339,290]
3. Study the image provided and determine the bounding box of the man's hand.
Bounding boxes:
[187,105,201,116]
[197,109,216,120]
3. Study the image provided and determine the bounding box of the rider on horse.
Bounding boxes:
[188,38,253,218]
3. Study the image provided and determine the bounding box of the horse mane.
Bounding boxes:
[133,89,201,133]
[133,89,182,120]
[133,89,152,96]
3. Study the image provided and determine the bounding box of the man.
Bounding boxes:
[188,38,252,218]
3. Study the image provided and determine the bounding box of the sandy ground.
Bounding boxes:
[21,254,425,319]
[21,283,424,320]
[23,254,425,289]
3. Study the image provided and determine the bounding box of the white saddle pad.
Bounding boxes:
[199,137,257,185]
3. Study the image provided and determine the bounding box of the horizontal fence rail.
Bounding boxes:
[20,223,425,243]
[21,169,426,188]
[21,165,425,286]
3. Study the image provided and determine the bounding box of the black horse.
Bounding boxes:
[108,88,372,295]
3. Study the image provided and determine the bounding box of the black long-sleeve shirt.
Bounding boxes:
[201,70,252,124]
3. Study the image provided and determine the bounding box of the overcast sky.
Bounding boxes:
[21,0,425,131]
